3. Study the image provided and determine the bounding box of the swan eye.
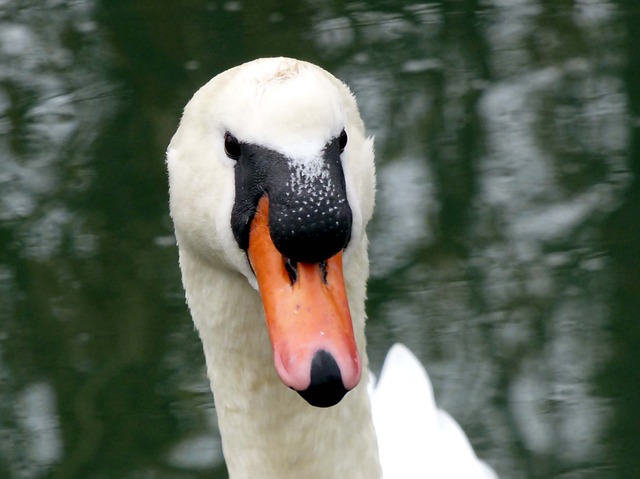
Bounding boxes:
[224,132,241,160]
[338,129,347,153]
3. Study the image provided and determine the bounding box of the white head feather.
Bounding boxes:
[167,57,375,287]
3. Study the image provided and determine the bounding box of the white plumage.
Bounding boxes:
[371,344,497,478]
[167,57,497,478]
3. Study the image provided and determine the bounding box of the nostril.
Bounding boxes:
[319,260,328,284]
[297,350,348,408]
[284,257,298,285]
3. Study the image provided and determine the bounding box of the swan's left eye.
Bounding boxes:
[224,132,241,160]
[339,129,347,153]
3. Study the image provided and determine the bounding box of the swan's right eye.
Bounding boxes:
[224,132,241,160]
[338,129,348,153]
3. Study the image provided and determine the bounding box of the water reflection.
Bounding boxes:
[17,382,63,471]
[0,0,637,478]
[0,1,117,478]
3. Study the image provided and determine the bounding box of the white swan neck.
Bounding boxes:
[178,248,381,479]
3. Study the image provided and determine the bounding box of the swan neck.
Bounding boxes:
[178,246,381,479]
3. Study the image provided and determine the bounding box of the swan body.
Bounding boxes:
[371,344,497,478]
[167,57,496,478]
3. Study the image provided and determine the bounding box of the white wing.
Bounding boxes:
[370,344,498,479]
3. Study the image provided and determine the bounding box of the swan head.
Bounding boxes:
[167,57,375,407]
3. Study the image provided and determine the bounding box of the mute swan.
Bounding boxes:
[167,57,496,479]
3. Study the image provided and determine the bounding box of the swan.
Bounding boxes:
[167,57,497,479]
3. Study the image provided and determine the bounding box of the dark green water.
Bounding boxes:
[1,1,639,478]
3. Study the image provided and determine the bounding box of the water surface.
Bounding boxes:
[1,1,639,478]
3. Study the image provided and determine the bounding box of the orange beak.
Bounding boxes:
[247,196,361,405]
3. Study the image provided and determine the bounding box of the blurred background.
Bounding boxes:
[1,0,638,477]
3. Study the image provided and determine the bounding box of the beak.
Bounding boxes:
[247,196,361,407]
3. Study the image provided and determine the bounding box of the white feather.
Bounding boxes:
[371,344,498,478]
[167,57,498,479]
